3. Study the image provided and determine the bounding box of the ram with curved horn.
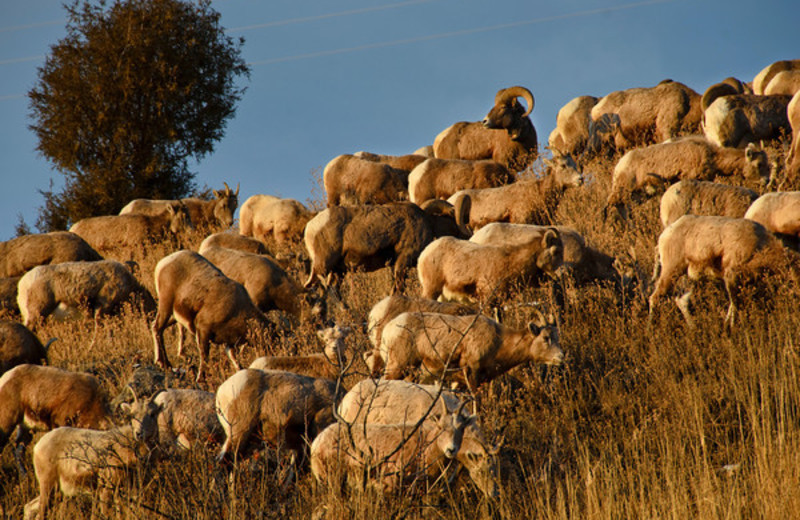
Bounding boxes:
[120,182,240,229]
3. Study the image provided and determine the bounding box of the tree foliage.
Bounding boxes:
[28,0,250,231]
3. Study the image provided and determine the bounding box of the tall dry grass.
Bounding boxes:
[2,138,800,519]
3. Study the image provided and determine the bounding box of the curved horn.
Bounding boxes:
[495,86,535,117]
[223,182,231,195]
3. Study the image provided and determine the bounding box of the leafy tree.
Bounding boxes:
[28,0,249,231]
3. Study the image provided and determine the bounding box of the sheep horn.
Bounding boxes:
[495,86,535,118]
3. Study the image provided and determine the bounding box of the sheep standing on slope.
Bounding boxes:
[239,194,314,245]
[353,151,428,171]
[200,231,270,255]
[249,325,353,381]
[744,191,800,247]
[434,86,538,172]
[659,180,759,228]
[323,154,412,206]
[0,232,101,279]
[407,158,514,205]
[121,182,240,229]
[151,250,277,382]
[548,95,598,157]
[752,59,800,95]
[147,388,223,450]
[0,321,54,375]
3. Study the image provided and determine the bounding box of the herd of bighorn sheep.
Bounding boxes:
[3,58,800,517]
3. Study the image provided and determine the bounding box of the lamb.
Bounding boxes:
[215,368,341,462]
[70,203,193,252]
[433,86,538,172]
[0,364,113,460]
[701,83,792,148]
[752,59,800,95]
[249,325,353,381]
[323,154,410,206]
[353,151,428,172]
[416,229,563,305]
[17,260,155,331]
[200,231,270,255]
[548,95,598,157]
[378,311,563,394]
[469,223,620,288]
[0,232,102,278]
[648,215,800,328]
[660,180,759,228]
[744,191,800,245]
[198,243,301,317]
[303,201,469,294]
[120,182,239,229]
[151,250,277,382]
[0,321,54,375]
[334,379,501,497]
[238,194,313,244]
[24,394,161,520]
[407,158,514,204]
[588,79,702,153]
[605,136,769,220]
[447,154,583,229]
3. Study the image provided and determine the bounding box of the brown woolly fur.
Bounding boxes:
[549,95,598,156]
[744,191,800,239]
[787,91,800,178]
[0,321,51,374]
[353,151,428,172]
[660,180,759,228]
[407,158,514,204]
[0,232,101,278]
[702,92,792,149]
[323,154,410,206]
[752,59,800,95]
[764,70,800,96]
[199,231,270,255]
[238,194,313,245]
[121,183,239,229]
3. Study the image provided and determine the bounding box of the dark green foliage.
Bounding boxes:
[28,0,250,231]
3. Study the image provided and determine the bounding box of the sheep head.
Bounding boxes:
[526,310,563,366]
[212,182,240,227]
[483,86,535,140]
[534,228,564,274]
[744,143,770,184]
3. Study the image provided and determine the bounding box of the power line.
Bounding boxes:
[0,19,64,33]
[0,55,45,66]
[248,0,679,66]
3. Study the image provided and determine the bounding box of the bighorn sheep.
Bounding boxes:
[752,59,800,95]
[353,151,428,172]
[215,368,341,462]
[0,364,113,459]
[0,232,101,278]
[120,182,240,229]
[198,243,301,318]
[764,70,800,96]
[323,154,410,206]
[238,194,313,245]
[660,180,759,228]
[70,203,193,252]
[408,158,514,204]
[249,325,352,381]
[0,321,54,375]
[367,295,473,350]
[303,201,469,294]
[470,223,620,288]
[25,394,160,520]
[433,86,538,172]
[589,79,702,153]
[17,260,155,331]
[448,154,583,229]
[151,250,277,382]
[378,311,563,394]
[605,136,769,220]
[744,191,800,246]
[548,95,598,156]
[334,378,501,497]
[200,231,270,255]
[787,91,800,177]
[413,145,434,157]
[701,83,792,148]
[148,388,223,450]
[649,215,800,328]
[0,276,20,314]
[417,230,563,305]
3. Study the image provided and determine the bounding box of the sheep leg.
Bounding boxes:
[723,272,741,332]
[225,346,242,374]
[195,332,210,383]
[151,309,173,370]
[674,290,696,329]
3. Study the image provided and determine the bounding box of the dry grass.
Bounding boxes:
[3,138,800,519]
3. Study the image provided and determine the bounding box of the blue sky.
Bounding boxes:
[1,0,797,240]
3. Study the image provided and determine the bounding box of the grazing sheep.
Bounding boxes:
[200,231,270,255]
[548,95,598,156]
[323,154,410,206]
[589,79,702,153]
[752,59,800,95]
[660,180,759,228]
[198,243,301,317]
[303,201,469,294]
[0,321,53,375]
[353,151,428,172]
[147,388,223,450]
[744,191,800,244]
[649,215,800,328]
[0,364,113,459]
[151,250,277,382]
[70,204,193,252]
[417,229,563,305]
[448,154,583,229]
[470,223,620,288]
[606,136,769,219]
[0,232,102,278]
[25,395,160,520]
[433,86,538,172]
[17,260,155,331]
[408,158,514,204]
[378,311,563,393]
[0,277,20,314]
[121,183,239,229]
[249,325,353,381]
[215,368,341,462]
[764,70,800,96]
[701,83,792,148]
[238,194,313,245]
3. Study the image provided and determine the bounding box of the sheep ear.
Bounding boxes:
[213,189,221,198]
[543,228,560,249]
[529,308,547,330]
[120,402,132,415]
